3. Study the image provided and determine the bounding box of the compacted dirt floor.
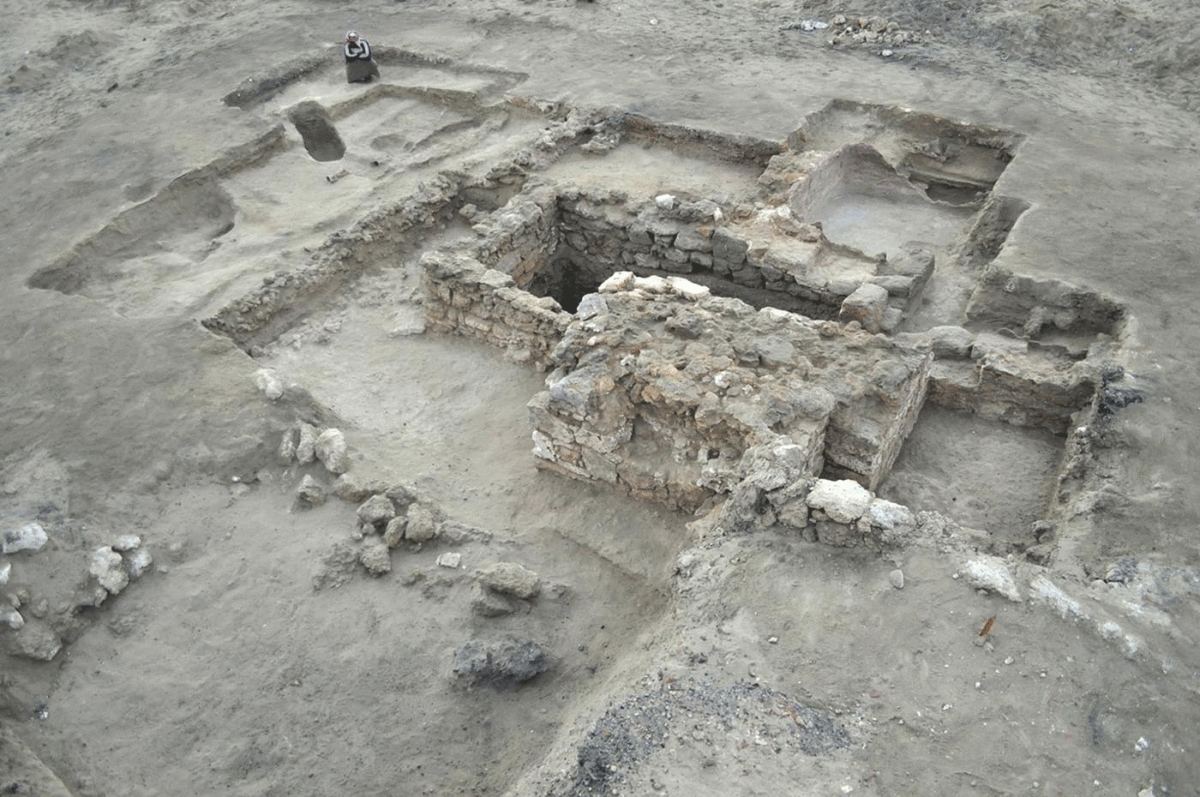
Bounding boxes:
[3,1,1200,795]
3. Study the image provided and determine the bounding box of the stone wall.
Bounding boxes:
[464,182,922,328]
[422,251,571,369]
[526,273,932,512]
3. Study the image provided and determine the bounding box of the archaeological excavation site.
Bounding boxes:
[3,3,1199,795]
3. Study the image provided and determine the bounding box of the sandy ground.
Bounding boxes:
[2,0,1200,795]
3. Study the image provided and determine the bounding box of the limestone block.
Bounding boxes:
[806,479,872,524]
[711,228,749,265]
[278,427,298,464]
[293,474,327,510]
[962,556,1022,601]
[477,562,541,599]
[89,546,129,595]
[929,325,974,359]
[296,423,318,464]
[814,518,860,547]
[674,228,711,252]
[7,619,61,661]
[2,522,47,555]
[0,606,23,630]
[861,498,917,546]
[839,283,890,333]
[406,503,439,543]
[315,428,350,474]
[112,534,141,552]
[357,494,396,527]
[124,547,153,579]
[359,538,392,576]
[383,516,408,547]
[870,274,917,298]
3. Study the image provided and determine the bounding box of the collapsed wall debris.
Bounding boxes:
[526,272,931,510]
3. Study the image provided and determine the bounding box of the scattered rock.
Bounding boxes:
[0,605,24,630]
[356,494,396,528]
[332,472,390,503]
[928,325,973,359]
[861,498,917,546]
[111,534,141,552]
[383,516,408,548]
[3,522,48,555]
[405,503,439,543]
[806,479,872,524]
[451,637,549,688]
[438,520,492,546]
[296,423,318,464]
[294,474,327,509]
[315,428,350,474]
[359,538,392,576]
[89,546,129,595]
[962,557,1022,601]
[477,562,541,599]
[278,427,298,463]
[7,619,62,661]
[254,368,284,400]
[471,583,518,617]
[124,547,153,579]
[888,569,905,589]
[0,560,10,586]
[313,541,360,591]
[839,283,889,333]
[436,552,461,569]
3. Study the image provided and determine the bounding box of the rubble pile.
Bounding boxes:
[527,272,931,511]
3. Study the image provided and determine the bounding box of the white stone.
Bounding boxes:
[405,504,439,543]
[2,522,48,554]
[666,276,711,300]
[805,479,872,524]
[0,606,24,630]
[296,423,318,464]
[0,560,10,586]
[531,430,556,461]
[598,271,635,293]
[315,428,350,474]
[89,546,130,594]
[124,547,154,579]
[254,368,284,400]
[1029,574,1084,619]
[436,552,462,569]
[962,556,1021,602]
[888,569,905,589]
[655,193,676,209]
[112,534,142,552]
[635,275,671,294]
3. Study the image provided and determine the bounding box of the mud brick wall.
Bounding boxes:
[422,251,571,369]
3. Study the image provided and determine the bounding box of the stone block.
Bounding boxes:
[806,479,872,524]
[839,283,889,333]
[711,228,749,265]
[929,325,974,359]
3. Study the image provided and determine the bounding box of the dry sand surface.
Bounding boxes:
[2,0,1200,795]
